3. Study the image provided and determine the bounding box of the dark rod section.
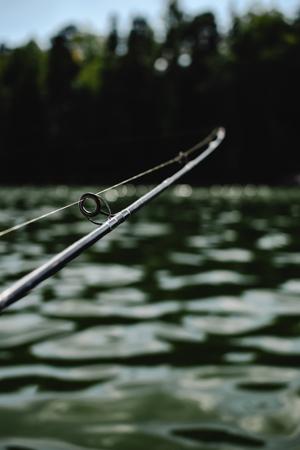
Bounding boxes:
[0,127,225,312]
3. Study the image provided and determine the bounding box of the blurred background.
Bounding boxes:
[3,2,300,450]
[1,0,300,185]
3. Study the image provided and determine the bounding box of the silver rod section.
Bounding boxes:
[0,127,225,312]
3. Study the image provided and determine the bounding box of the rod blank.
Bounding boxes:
[0,127,225,312]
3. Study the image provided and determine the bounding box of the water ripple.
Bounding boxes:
[1,188,300,449]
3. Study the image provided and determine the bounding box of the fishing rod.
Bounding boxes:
[0,127,225,312]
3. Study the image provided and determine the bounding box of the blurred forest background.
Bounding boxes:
[1,0,300,185]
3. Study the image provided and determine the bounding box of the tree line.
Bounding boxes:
[1,0,300,185]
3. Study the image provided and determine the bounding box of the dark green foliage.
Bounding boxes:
[0,41,45,175]
[47,30,79,100]
[0,3,299,184]
[227,11,300,182]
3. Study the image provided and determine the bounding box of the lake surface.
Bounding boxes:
[1,186,300,450]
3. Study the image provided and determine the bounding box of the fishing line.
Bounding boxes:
[0,127,225,312]
[0,128,218,238]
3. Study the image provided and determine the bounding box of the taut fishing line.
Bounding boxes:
[0,128,218,237]
[0,127,225,311]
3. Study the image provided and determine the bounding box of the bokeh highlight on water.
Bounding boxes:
[1,186,300,449]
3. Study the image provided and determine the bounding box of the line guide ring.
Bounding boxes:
[79,193,112,225]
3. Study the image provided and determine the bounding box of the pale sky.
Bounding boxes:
[0,0,299,47]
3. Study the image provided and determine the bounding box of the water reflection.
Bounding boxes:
[1,187,300,449]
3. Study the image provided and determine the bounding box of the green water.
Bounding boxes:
[1,186,300,450]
